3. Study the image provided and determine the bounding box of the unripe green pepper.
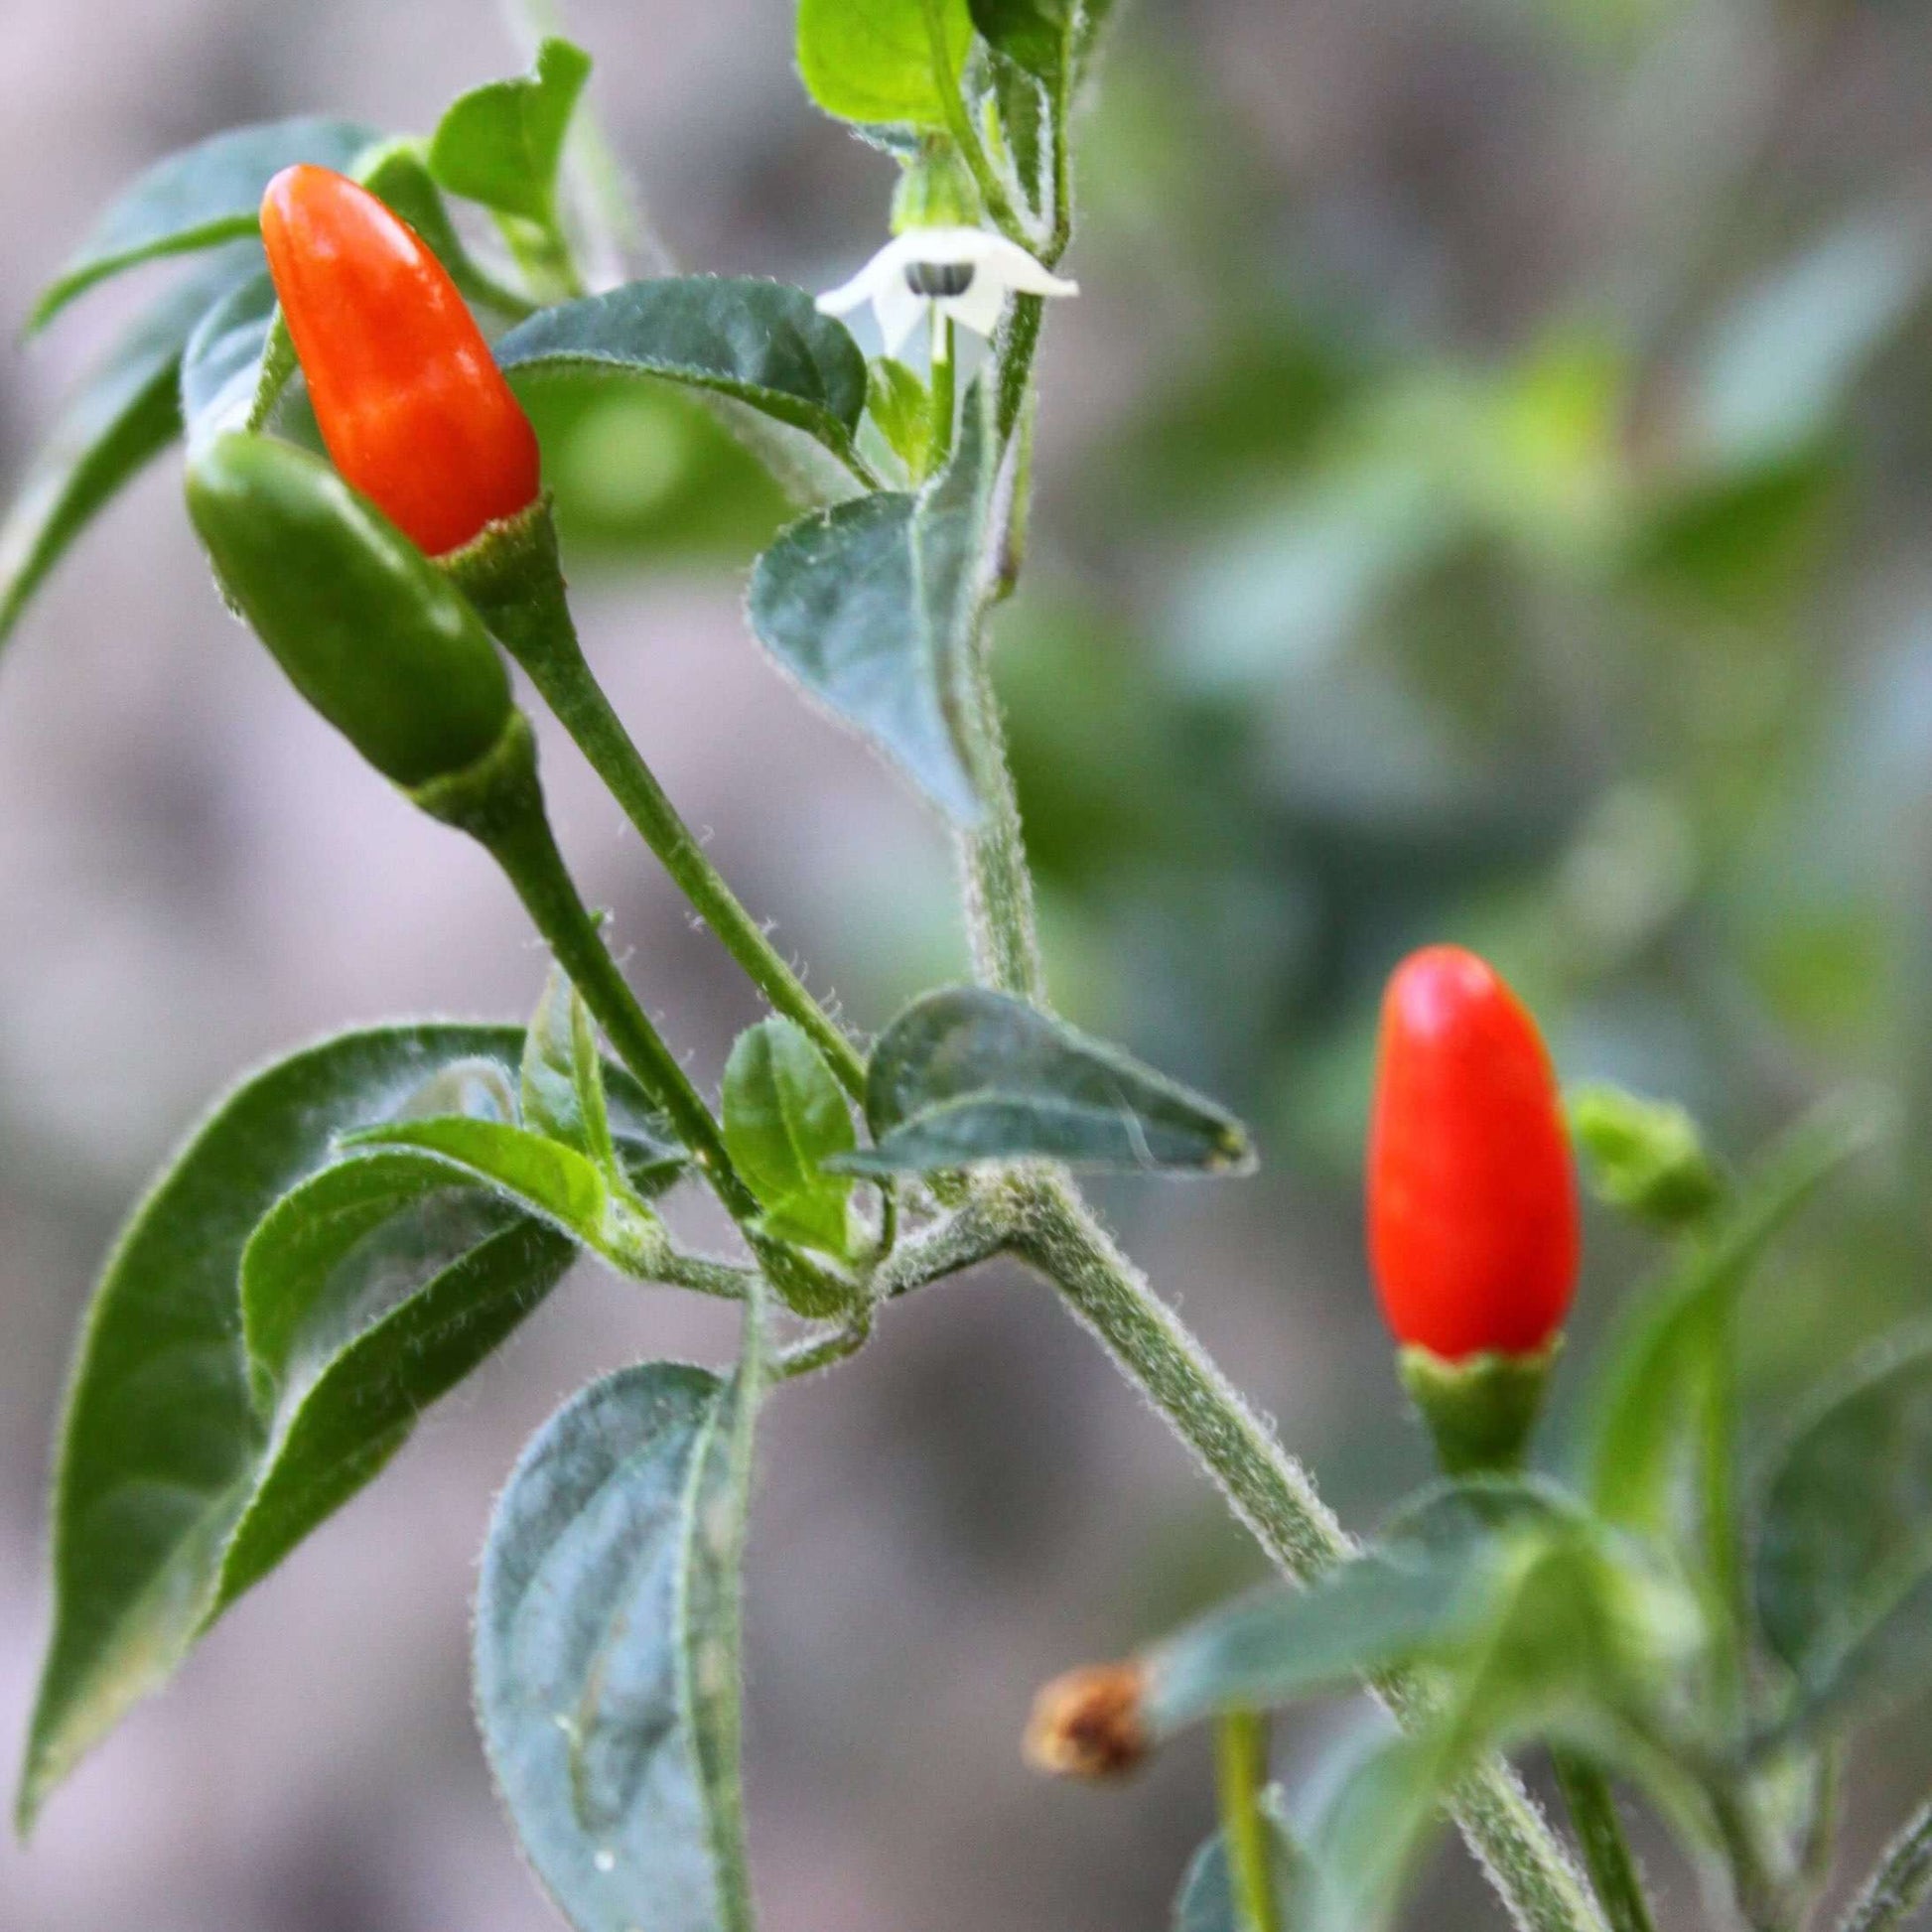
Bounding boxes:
[185,432,513,788]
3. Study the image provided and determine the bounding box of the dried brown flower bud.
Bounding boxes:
[1023,1661,1149,1780]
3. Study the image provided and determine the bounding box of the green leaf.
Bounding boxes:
[17,1022,543,1832]
[1142,1557,1494,1740]
[1142,1479,1583,1738]
[839,985,1252,1174]
[341,1115,667,1277]
[1581,1096,1882,1533]
[746,381,998,818]
[239,1150,458,1403]
[1377,1472,1584,1554]
[428,37,593,226]
[31,116,378,331]
[1301,1530,1688,1932]
[796,0,975,127]
[1174,1788,1308,1932]
[495,276,870,459]
[0,245,257,651]
[722,1019,858,1257]
[968,0,1072,80]
[178,266,280,447]
[867,355,934,477]
[475,1341,765,1932]
[521,965,618,1170]
[354,136,533,317]
[1755,1324,1932,1737]
[1777,1568,1932,1747]
[220,1173,574,1607]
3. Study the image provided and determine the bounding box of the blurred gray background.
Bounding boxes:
[8,0,1932,1926]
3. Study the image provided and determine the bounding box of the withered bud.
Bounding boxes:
[1023,1661,1150,1780]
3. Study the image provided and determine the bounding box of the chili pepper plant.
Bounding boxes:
[2,12,1927,1932]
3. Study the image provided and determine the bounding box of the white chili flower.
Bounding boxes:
[815,226,1078,356]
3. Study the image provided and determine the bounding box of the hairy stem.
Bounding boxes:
[955,643,1046,1005]
[651,1247,761,1300]
[1553,1751,1659,1932]
[873,1189,1011,1299]
[1006,1173,1348,1573]
[1838,1794,1932,1932]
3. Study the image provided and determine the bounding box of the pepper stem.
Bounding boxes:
[1398,1341,1557,1477]
[411,713,746,1204]
[443,500,870,1101]
[411,712,850,1318]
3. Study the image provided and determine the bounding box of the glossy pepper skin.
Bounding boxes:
[1367,945,1580,1362]
[260,164,540,557]
[187,432,514,787]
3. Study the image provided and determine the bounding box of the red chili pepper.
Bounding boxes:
[1367,945,1579,1362]
[259,164,540,557]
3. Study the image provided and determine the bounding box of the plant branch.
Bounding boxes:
[1838,1794,1932,1932]
[955,580,1045,1003]
[649,1245,761,1300]
[871,1189,1012,1299]
[773,1310,872,1380]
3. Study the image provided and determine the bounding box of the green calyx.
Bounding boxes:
[892,137,981,233]
[438,489,567,661]
[186,433,514,788]
[1400,1340,1561,1477]
[408,707,544,842]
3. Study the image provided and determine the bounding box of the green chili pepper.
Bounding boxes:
[185,431,513,787]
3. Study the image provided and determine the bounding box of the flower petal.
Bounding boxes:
[816,266,885,317]
[942,277,1009,341]
[873,278,928,356]
[976,234,1079,299]
[901,225,1002,265]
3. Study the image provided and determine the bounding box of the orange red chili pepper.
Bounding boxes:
[1367,945,1579,1362]
[259,164,539,557]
